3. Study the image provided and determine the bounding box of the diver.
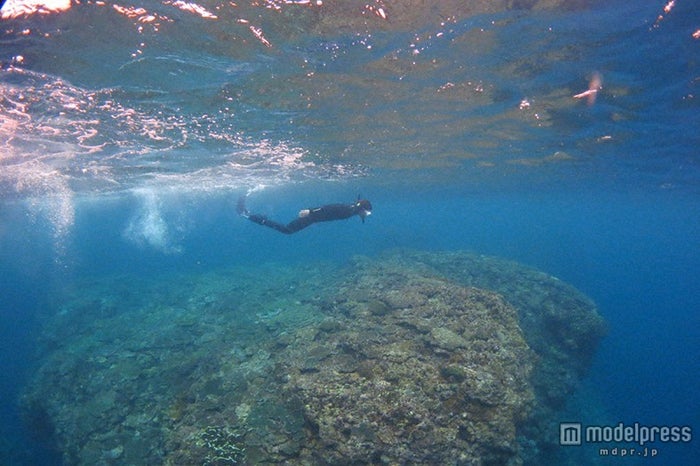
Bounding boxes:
[237,195,372,234]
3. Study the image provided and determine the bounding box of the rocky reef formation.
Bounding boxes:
[360,250,608,462]
[21,250,605,465]
[281,262,535,464]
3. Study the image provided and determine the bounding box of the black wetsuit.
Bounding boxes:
[238,197,372,234]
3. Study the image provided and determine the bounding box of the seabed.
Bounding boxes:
[22,249,606,465]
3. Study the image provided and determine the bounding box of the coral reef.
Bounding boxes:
[355,250,608,462]
[21,250,605,465]
[367,250,608,399]
[195,426,245,465]
[281,263,535,464]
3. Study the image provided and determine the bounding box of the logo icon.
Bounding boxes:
[560,422,582,446]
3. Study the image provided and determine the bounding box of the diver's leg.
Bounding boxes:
[238,196,306,234]
[246,214,293,234]
[284,216,314,233]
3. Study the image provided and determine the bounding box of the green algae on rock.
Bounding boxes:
[21,250,605,465]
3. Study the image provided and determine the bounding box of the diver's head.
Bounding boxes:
[355,199,372,222]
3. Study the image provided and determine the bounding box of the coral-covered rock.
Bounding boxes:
[281,263,535,464]
[20,250,605,465]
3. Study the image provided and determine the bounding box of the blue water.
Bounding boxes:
[2,0,699,464]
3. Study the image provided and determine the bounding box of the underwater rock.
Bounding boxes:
[21,250,605,465]
[280,264,535,464]
[383,250,607,390]
[365,249,607,458]
[430,326,470,350]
